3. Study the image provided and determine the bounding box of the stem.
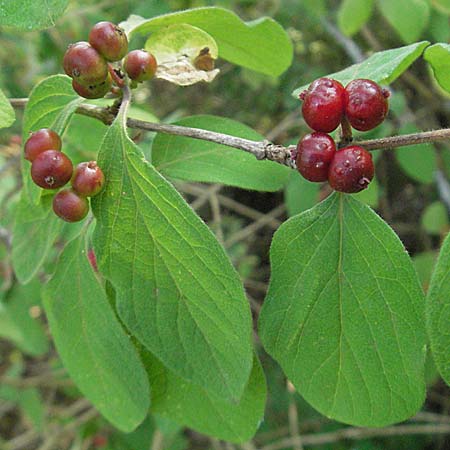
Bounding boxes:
[8,98,450,169]
[339,116,353,146]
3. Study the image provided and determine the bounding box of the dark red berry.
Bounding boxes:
[71,161,105,197]
[328,146,374,193]
[24,128,61,162]
[52,189,89,222]
[31,150,73,189]
[124,50,157,82]
[72,74,112,99]
[295,132,336,182]
[63,41,108,85]
[344,79,389,131]
[300,78,345,133]
[89,21,128,62]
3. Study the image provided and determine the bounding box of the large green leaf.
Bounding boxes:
[22,75,82,204]
[259,193,426,426]
[91,105,253,402]
[0,88,15,129]
[12,194,64,284]
[426,232,450,386]
[127,7,292,77]
[292,42,429,97]
[152,115,290,191]
[424,43,450,93]
[432,0,450,14]
[377,0,430,43]
[144,351,266,442]
[337,0,374,36]
[43,234,150,432]
[284,172,320,217]
[0,0,69,30]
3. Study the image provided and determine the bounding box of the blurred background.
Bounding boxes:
[0,0,449,449]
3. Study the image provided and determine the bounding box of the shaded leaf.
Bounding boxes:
[284,172,320,217]
[0,88,15,129]
[424,43,450,93]
[421,201,449,235]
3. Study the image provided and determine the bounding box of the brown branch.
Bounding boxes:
[9,98,450,170]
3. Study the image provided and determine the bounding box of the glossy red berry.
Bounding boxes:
[24,128,61,162]
[124,50,157,82]
[295,132,336,182]
[300,78,345,133]
[63,41,108,85]
[72,74,112,99]
[344,79,389,131]
[52,189,89,222]
[328,146,374,193]
[89,21,128,62]
[31,150,73,189]
[71,161,105,197]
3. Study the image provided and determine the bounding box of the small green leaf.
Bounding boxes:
[0,88,15,129]
[152,115,290,191]
[259,193,426,426]
[377,0,430,43]
[427,232,450,386]
[92,108,253,402]
[22,75,81,204]
[395,124,437,184]
[0,0,69,30]
[424,43,450,93]
[12,194,64,284]
[127,7,293,77]
[284,172,320,217]
[43,234,150,432]
[144,351,266,443]
[0,280,49,356]
[19,389,45,431]
[337,0,374,36]
[292,42,429,97]
[421,201,449,235]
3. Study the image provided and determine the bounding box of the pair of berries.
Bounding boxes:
[24,128,105,222]
[63,21,157,99]
[296,78,389,193]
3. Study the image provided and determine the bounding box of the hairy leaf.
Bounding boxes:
[43,234,150,431]
[259,193,426,426]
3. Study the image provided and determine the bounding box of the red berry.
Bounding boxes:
[24,128,61,162]
[124,50,157,82]
[31,150,73,189]
[71,161,105,197]
[295,132,336,182]
[328,146,374,193]
[72,74,112,99]
[89,22,128,62]
[53,189,89,222]
[344,79,389,131]
[63,41,108,85]
[300,78,345,133]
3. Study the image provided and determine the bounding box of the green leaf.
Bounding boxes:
[22,75,81,204]
[424,43,450,93]
[19,389,45,431]
[337,0,374,36]
[292,42,429,97]
[259,193,426,426]
[0,280,49,356]
[12,194,64,284]
[109,416,155,449]
[429,9,450,43]
[413,251,438,291]
[0,0,69,30]
[432,0,450,14]
[377,0,430,43]
[284,172,320,217]
[395,124,437,184]
[127,7,293,77]
[144,351,266,443]
[427,232,450,386]
[43,234,150,432]
[0,88,15,129]
[421,201,449,235]
[91,107,253,402]
[152,115,290,191]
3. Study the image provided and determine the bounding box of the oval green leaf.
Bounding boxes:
[43,234,150,432]
[0,88,15,129]
[424,43,450,93]
[259,193,426,426]
[152,115,290,191]
[337,0,374,36]
[92,109,253,403]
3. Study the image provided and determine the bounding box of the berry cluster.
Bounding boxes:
[24,128,105,222]
[63,21,157,99]
[296,78,389,193]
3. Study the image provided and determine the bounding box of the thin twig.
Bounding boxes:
[287,380,304,450]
